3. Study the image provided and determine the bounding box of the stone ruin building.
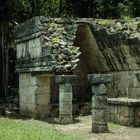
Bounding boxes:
[15,16,140,131]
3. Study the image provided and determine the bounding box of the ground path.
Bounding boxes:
[47,115,140,140]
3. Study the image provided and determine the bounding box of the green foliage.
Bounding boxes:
[59,0,140,18]
[1,0,140,23]
[98,19,115,27]
[137,22,140,30]
[117,1,133,19]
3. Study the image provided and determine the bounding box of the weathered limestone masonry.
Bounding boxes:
[107,72,140,127]
[88,74,113,133]
[88,24,140,126]
[55,75,77,124]
[15,16,140,127]
[19,73,51,118]
[15,16,79,118]
[75,19,140,127]
[108,98,140,127]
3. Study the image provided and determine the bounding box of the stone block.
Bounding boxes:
[59,102,72,115]
[19,85,27,95]
[60,83,72,92]
[129,76,138,88]
[88,74,113,85]
[107,104,115,114]
[36,76,50,86]
[20,103,36,113]
[28,86,38,95]
[21,44,26,57]
[128,88,139,98]
[29,39,34,49]
[92,123,108,133]
[36,86,50,95]
[36,94,50,105]
[107,105,115,122]
[59,115,73,124]
[118,116,134,126]
[117,105,129,117]
[17,44,22,58]
[34,37,41,48]
[19,73,31,79]
[92,109,108,122]
[25,103,36,112]
[27,95,36,104]
[55,75,77,84]
[134,108,140,127]
[19,95,27,104]
[20,78,32,87]
[106,83,114,97]
[34,47,42,57]
[92,84,106,95]
[36,104,50,118]
[92,96,107,109]
[20,103,26,111]
[117,88,128,97]
[59,92,72,102]
[30,76,37,86]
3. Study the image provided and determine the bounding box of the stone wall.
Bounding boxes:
[106,70,140,126]
[107,70,140,98]
[19,73,51,118]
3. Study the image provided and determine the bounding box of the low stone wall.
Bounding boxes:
[19,73,52,118]
[108,98,140,127]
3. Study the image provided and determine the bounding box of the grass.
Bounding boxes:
[0,117,83,140]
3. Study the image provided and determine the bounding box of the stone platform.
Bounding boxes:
[108,98,140,127]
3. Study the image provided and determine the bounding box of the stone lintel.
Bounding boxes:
[55,75,77,84]
[16,66,53,73]
[107,98,140,106]
[88,74,113,85]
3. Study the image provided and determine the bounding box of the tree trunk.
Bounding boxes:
[0,22,9,98]
[58,0,63,17]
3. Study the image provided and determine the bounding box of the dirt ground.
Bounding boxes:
[48,115,140,140]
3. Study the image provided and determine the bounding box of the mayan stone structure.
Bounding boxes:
[15,16,140,128]
[15,16,80,118]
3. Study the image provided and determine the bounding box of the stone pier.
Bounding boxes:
[88,74,113,133]
[55,75,77,124]
[19,73,52,118]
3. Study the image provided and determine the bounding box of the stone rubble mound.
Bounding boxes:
[40,18,81,74]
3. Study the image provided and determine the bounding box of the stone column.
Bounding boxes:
[55,75,77,124]
[88,74,113,133]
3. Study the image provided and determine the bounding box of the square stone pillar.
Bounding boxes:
[88,74,113,133]
[19,73,51,119]
[55,75,77,124]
